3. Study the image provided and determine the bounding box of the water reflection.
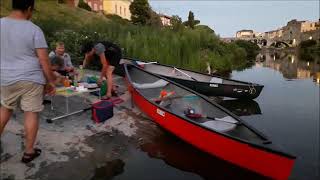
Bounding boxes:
[212,98,262,117]
[91,159,125,180]
[140,132,269,180]
[256,51,320,84]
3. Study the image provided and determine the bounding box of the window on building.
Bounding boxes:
[120,6,122,15]
[115,4,117,13]
[124,8,126,16]
[94,3,97,11]
[100,5,102,10]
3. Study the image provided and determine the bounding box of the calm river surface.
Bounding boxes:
[98,52,320,180]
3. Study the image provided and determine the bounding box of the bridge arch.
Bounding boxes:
[270,41,290,48]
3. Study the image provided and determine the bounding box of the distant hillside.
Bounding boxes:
[1,0,256,72]
[1,0,109,24]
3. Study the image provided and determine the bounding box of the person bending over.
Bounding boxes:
[81,41,122,98]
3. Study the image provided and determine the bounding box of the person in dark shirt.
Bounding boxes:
[81,41,122,98]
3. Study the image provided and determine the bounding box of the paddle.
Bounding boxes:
[173,67,199,82]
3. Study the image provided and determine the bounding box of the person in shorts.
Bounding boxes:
[0,0,56,163]
[81,41,122,98]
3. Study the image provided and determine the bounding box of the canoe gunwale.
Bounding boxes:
[124,64,296,160]
[123,57,264,86]
[164,76,264,99]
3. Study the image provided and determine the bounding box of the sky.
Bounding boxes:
[150,0,320,37]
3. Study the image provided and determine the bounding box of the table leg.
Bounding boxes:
[66,96,69,114]
[47,107,91,123]
[50,96,54,110]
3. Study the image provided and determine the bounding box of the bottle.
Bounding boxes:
[63,76,68,87]
[64,76,70,87]
[79,65,84,82]
[73,74,78,87]
[100,80,107,96]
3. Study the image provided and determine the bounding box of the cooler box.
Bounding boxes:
[91,100,113,123]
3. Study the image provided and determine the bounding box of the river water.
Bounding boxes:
[97,51,320,180]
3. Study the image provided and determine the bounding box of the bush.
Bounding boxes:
[299,39,317,49]
[298,40,319,61]
[104,14,130,25]
[234,40,260,60]
[57,0,66,4]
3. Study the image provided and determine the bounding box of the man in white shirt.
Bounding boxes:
[49,42,74,76]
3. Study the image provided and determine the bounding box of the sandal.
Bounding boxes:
[21,148,42,163]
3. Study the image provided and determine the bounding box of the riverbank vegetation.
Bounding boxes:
[298,40,320,61]
[1,0,258,73]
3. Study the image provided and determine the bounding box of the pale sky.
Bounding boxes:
[150,0,320,37]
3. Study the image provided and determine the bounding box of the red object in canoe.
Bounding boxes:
[124,64,295,180]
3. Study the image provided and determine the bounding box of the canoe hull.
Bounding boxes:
[164,76,264,99]
[128,84,294,180]
[118,59,264,99]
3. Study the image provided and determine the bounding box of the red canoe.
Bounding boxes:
[124,64,295,179]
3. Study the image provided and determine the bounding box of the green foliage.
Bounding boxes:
[0,0,253,73]
[57,0,66,4]
[234,40,260,60]
[78,0,91,11]
[129,0,150,25]
[104,14,130,25]
[147,10,162,27]
[170,15,184,31]
[196,25,215,34]
[183,11,200,29]
[298,40,319,61]
[299,39,317,48]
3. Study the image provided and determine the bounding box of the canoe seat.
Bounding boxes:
[132,79,169,89]
[210,77,223,84]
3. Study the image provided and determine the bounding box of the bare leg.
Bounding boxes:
[24,112,39,154]
[0,107,13,135]
[106,68,114,98]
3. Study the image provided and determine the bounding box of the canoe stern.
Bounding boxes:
[130,86,294,179]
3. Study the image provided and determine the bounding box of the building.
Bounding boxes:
[103,0,132,20]
[265,29,283,40]
[236,19,320,47]
[301,20,319,32]
[220,37,236,43]
[235,30,254,39]
[159,14,171,26]
[281,19,306,45]
[85,0,103,12]
[254,32,265,39]
[85,0,102,12]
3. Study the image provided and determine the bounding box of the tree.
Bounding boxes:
[196,25,215,34]
[129,0,151,25]
[183,11,200,29]
[170,15,183,31]
[147,10,162,27]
